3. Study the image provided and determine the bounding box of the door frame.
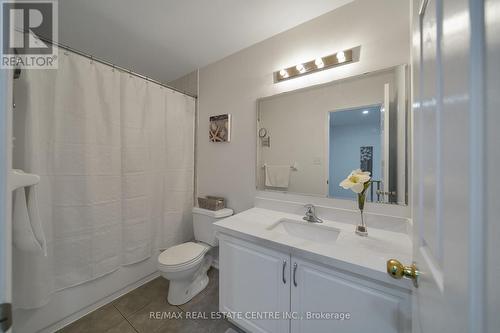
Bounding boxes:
[0,67,13,332]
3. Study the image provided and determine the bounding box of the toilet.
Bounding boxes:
[158,207,233,305]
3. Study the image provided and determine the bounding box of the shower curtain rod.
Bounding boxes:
[17,34,197,99]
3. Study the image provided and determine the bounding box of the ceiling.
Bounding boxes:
[331,105,381,127]
[58,0,353,83]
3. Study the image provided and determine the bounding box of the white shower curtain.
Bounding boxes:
[12,47,195,309]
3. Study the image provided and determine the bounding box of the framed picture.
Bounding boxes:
[360,146,373,175]
[209,114,231,142]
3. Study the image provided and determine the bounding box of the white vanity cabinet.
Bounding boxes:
[219,234,291,333]
[219,234,411,333]
[290,257,410,333]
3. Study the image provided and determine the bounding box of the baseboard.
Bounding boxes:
[40,271,160,333]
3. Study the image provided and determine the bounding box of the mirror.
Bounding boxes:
[257,65,410,205]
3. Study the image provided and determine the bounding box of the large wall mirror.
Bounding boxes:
[257,65,410,205]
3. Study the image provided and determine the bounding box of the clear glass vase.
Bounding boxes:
[355,192,368,236]
[355,210,368,236]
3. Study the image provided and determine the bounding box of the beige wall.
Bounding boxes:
[197,0,410,213]
[169,70,198,97]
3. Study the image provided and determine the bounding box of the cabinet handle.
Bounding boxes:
[282,260,287,284]
[293,263,298,287]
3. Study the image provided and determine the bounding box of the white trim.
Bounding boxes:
[0,66,13,333]
[324,110,330,196]
[468,1,486,332]
[396,65,408,205]
[382,83,390,194]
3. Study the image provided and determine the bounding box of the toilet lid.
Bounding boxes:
[158,242,209,267]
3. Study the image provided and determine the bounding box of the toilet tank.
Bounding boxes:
[192,207,233,246]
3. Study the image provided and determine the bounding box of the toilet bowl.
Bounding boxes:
[158,207,233,305]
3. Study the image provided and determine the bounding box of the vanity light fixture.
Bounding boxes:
[296,64,306,73]
[274,48,354,83]
[314,58,325,69]
[336,51,346,63]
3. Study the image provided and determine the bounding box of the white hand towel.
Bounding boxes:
[13,186,46,255]
[265,165,291,188]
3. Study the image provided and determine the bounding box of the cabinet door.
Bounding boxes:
[219,235,290,333]
[290,257,410,333]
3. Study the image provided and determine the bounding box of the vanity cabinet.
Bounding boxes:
[290,257,410,333]
[219,234,411,333]
[219,235,290,333]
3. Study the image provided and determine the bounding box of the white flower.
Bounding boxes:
[339,169,371,194]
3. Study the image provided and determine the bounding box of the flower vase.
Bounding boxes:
[356,210,368,236]
[355,192,368,236]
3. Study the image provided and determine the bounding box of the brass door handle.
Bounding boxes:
[386,259,419,287]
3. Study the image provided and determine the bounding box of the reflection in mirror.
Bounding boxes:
[328,105,383,201]
[257,65,409,205]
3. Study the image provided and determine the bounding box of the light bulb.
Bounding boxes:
[362,110,369,115]
[336,51,346,63]
[296,64,305,73]
[279,69,289,78]
[315,58,324,68]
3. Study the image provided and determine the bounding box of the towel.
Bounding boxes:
[13,185,47,255]
[265,165,291,188]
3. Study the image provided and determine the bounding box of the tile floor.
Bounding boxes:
[58,268,244,333]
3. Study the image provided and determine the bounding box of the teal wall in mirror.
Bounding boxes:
[329,105,382,200]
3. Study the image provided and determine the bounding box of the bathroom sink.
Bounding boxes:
[267,218,340,243]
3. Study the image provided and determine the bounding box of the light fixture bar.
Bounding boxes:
[274,48,354,83]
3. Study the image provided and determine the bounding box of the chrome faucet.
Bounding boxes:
[303,204,323,223]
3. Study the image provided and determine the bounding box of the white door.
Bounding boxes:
[0,68,13,332]
[412,0,488,332]
[218,235,290,333]
[290,258,410,333]
[485,1,500,332]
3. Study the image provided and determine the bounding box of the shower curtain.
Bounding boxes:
[12,47,195,309]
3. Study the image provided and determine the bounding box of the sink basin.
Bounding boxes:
[267,218,341,243]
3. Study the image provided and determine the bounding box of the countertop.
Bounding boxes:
[214,207,413,291]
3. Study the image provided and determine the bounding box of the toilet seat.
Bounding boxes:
[158,242,210,272]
